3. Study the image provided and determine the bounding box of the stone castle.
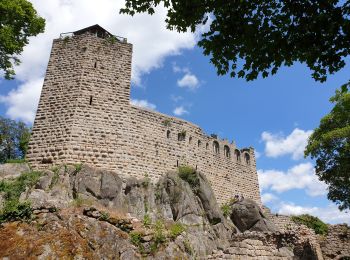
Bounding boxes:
[27,25,261,205]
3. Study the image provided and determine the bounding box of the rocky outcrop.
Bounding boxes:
[230,198,278,232]
[0,164,326,259]
[0,163,31,180]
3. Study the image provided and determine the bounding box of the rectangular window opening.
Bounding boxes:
[89,96,93,105]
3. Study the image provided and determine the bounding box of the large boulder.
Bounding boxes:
[0,163,30,180]
[230,198,277,232]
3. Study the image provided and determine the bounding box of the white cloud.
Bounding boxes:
[130,99,156,110]
[261,193,278,204]
[172,63,189,74]
[173,106,189,116]
[258,162,327,196]
[278,202,350,224]
[0,78,43,123]
[261,128,313,160]
[0,0,198,123]
[177,73,200,90]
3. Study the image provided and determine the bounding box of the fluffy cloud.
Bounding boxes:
[261,128,313,160]
[130,99,156,110]
[173,63,200,90]
[278,202,350,224]
[173,106,189,116]
[0,78,43,123]
[258,162,327,196]
[261,193,278,204]
[0,0,198,123]
[177,73,200,90]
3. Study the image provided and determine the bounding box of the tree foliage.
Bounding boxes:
[0,0,45,79]
[121,0,350,82]
[305,84,350,211]
[0,117,31,163]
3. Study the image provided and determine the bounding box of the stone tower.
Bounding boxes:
[28,25,261,205]
[27,25,133,167]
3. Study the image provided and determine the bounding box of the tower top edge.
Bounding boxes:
[59,24,128,43]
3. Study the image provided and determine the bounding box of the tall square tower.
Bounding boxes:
[27,25,133,167]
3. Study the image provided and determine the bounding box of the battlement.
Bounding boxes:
[27,25,261,205]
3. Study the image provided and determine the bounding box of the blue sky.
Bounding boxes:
[0,0,349,224]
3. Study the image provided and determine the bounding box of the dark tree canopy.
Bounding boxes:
[121,0,350,82]
[0,0,45,79]
[0,117,31,163]
[305,84,350,211]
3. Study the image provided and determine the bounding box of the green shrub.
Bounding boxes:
[0,170,41,223]
[178,165,199,192]
[143,214,152,228]
[100,211,110,221]
[74,163,82,172]
[141,174,150,188]
[150,220,166,253]
[0,200,32,223]
[162,119,171,127]
[169,222,185,239]
[0,171,41,201]
[130,231,143,246]
[221,203,231,218]
[291,214,329,235]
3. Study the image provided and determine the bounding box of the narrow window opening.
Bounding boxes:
[244,153,250,165]
[198,140,201,147]
[189,136,192,144]
[206,143,209,150]
[94,61,97,68]
[213,141,220,154]
[166,130,170,139]
[224,145,231,158]
[89,96,93,105]
[177,160,179,167]
[178,131,186,141]
[234,149,241,162]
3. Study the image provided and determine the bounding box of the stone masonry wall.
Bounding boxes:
[27,31,261,205]
[319,224,350,260]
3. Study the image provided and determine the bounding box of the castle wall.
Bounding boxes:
[27,31,261,205]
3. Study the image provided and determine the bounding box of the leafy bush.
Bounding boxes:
[100,211,110,221]
[150,220,166,253]
[221,203,231,218]
[162,119,171,127]
[0,200,32,223]
[0,171,41,201]
[0,170,41,223]
[178,165,199,192]
[169,222,185,239]
[143,214,152,228]
[130,231,143,246]
[291,214,329,235]
[74,163,82,172]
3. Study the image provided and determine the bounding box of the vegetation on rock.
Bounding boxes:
[291,214,328,235]
[178,165,199,192]
[0,170,41,223]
